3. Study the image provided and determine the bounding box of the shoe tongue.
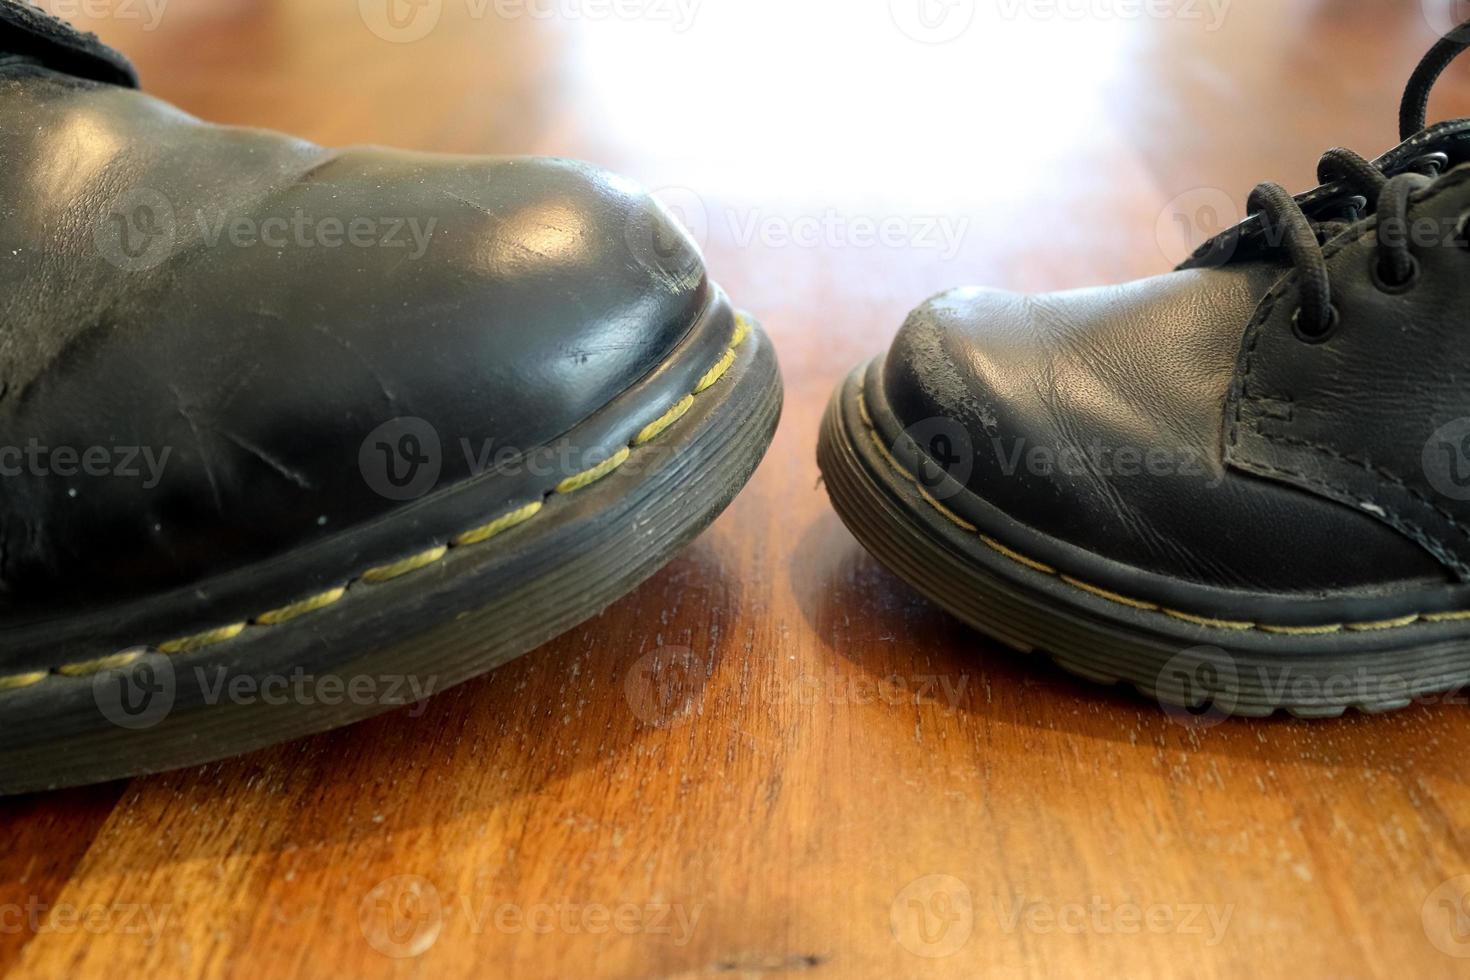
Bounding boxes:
[0,0,137,87]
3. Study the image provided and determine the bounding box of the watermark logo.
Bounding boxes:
[1155,646,1240,728]
[92,656,176,731]
[94,187,176,273]
[900,418,975,501]
[889,0,976,43]
[1424,418,1470,502]
[891,874,974,958]
[360,0,444,42]
[1423,875,1470,958]
[626,186,708,276]
[1156,187,1240,267]
[360,417,443,501]
[360,875,445,958]
[624,645,705,728]
[1422,1,1470,42]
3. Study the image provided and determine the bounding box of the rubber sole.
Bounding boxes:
[0,317,781,794]
[817,367,1470,720]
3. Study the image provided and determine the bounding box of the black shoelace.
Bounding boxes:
[1248,19,1470,340]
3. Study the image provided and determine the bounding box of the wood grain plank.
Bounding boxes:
[7,1,1470,977]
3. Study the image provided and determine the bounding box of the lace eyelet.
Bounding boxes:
[1292,305,1339,344]
[1372,253,1421,294]
[1405,152,1449,177]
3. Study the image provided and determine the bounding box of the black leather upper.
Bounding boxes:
[0,27,713,613]
[1226,164,1470,583]
[881,269,1443,594]
[881,130,1470,597]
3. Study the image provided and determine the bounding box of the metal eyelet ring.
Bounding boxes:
[1371,252,1421,295]
[1292,304,1340,344]
[1405,152,1449,177]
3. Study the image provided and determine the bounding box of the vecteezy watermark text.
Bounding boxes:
[96,188,440,272]
[724,208,970,261]
[93,657,439,731]
[358,875,702,958]
[994,0,1231,29]
[194,210,437,259]
[995,893,1234,945]
[358,0,701,43]
[29,0,169,31]
[0,897,170,944]
[0,441,171,489]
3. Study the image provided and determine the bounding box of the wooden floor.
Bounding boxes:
[7,0,1470,976]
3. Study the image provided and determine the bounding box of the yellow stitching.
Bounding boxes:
[694,349,737,393]
[1425,609,1470,622]
[866,429,905,474]
[57,650,145,677]
[635,395,695,446]
[1162,609,1256,631]
[256,588,348,626]
[454,500,544,547]
[851,386,1470,636]
[3,316,758,692]
[981,535,1056,575]
[0,671,47,691]
[1061,576,1159,611]
[556,447,631,494]
[362,546,449,584]
[1259,623,1345,636]
[917,486,978,533]
[1347,615,1422,632]
[160,623,247,655]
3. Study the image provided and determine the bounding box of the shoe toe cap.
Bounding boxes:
[875,271,1442,592]
[0,156,721,606]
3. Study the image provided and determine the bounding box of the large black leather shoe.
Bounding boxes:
[819,23,1470,720]
[0,3,781,792]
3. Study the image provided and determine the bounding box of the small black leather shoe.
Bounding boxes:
[0,3,781,792]
[819,23,1470,719]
